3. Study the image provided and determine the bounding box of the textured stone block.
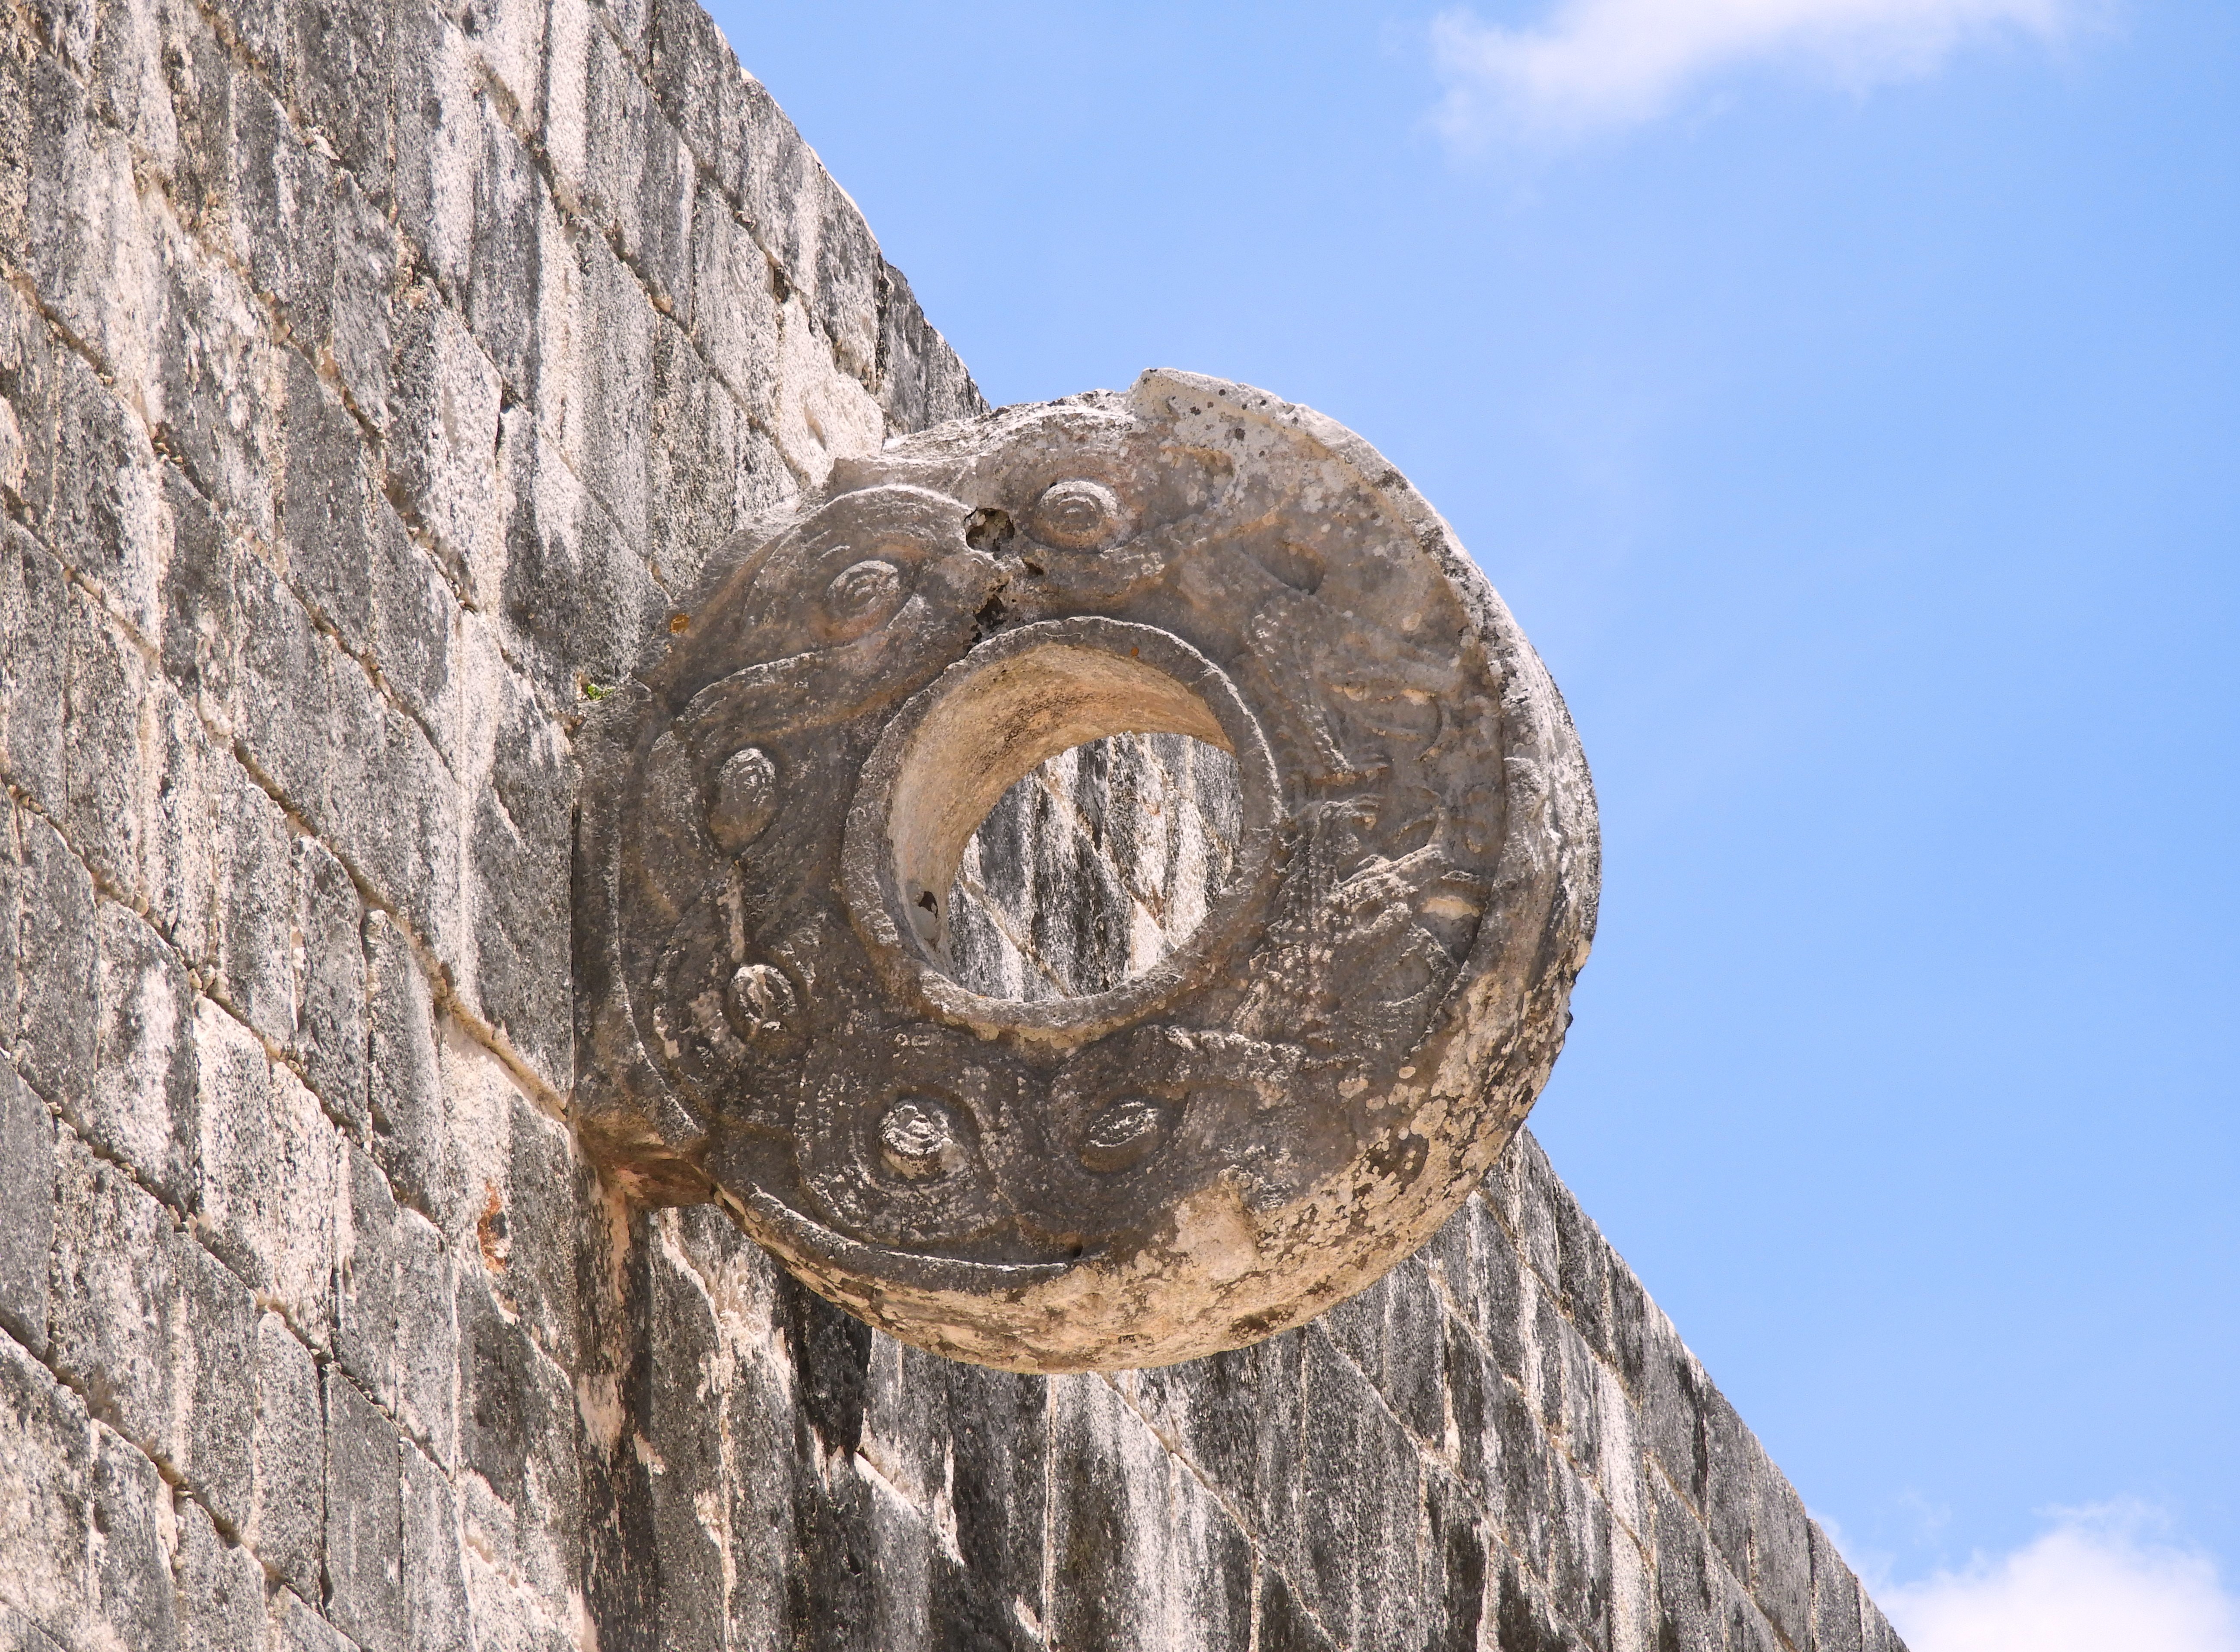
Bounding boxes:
[212,753,296,1051]
[89,1425,178,1652]
[193,1000,339,1339]
[646,310,793,594]
[250,1312,324,1604]
[393,1206,458,1469]
[90,902,199,1209]
[175,1233,255,1534]
[537,205,654,554]
[465,678,571,1089]
[325,1367,406,1652]
[279,351,380,644]
[0,1064,54,1352]
[0,523,70,816]
[684,176,781,425]
[147,214,282,551]
[455,1263,573,1524]
[271,1588,357,1652]
[48,1128,184,1464]
[1750,1463,1815,1652]
[1651,1471,1720,1652]
[495,1097,591,1373]
[337,1140,400,1410]
[293,836,368,1132]
[175,1500,266,1652]
[388,290,502,595]
[639,1237,728,1649]
[0,1331,94,1643]
[16,814,96,1112]
[1810,1521,1867,1652]
[401,1444,471,1652]
[1047,1375,1255,1652]
[367,914,464,1233]
[493,407,664,705]
[1255,1564,1339,1652]
[1317,1251,1447,1447]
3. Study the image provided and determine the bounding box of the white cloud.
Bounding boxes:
[1879,1504,2240,1652]
[1431,0,2084,140]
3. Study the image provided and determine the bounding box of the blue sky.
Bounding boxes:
[706,1,2238,1639]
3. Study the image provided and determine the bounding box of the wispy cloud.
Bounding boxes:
[1431,0,2086,141]
[1879,1503,2240,1652]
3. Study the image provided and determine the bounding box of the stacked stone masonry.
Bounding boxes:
[0,0,1909,1643]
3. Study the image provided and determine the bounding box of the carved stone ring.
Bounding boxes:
[575,370,1599,1372]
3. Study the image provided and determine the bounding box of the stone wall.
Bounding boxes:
[0,0,1910,1645]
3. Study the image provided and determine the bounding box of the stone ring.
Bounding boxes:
[573,369,1599,1371]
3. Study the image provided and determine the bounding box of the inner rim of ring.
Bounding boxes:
[886,642,1235,985]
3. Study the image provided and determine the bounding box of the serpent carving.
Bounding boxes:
[574,369,1599,1372]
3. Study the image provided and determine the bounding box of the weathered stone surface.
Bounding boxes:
[578,369,1600,1372]
[0,1064,52,1353]
[0,0,1909,1639]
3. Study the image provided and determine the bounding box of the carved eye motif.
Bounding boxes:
[709,747,778,851]
[1078,1095,1172,1175]
[1027,479,1132,552]
[822,558,906,638]
[725,962,797,1043]
[878,1096,969,1181]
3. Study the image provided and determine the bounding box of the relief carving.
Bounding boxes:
[574,370,1600,1371]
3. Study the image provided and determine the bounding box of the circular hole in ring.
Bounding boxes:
[850,618,1279,1038]
[946,732,1240,1000]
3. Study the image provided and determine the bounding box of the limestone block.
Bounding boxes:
[1254,1567,1338,1652]
[394,1205,459,1468]
[47,1129,181,1464]
[0,43,27,271]
[388,289,502,597]
[337,1140,401,1409]
[0,1335,94,1647]
[491,1096,595,1374]
[175,1234,256,1536]
[175,1501,267,1652]
[89,1424,179,1652]
[251,1312,324,1604]
[453,1261,580,1581]
[647,309,795,594]
[212,752,296,1050]
[1810,1522,1868,1652]
[270,1588,356,1652]
[1297,1333,1436,1649]
[90,901,200,1210]
[275,0,397,211]
[325,1366,407,1652]
[461,659,572,1089]
[277,351,386,642]
[1045,1374,1256,1651]
[577,371,1598,1372]
[390,4,485,300]
[685,174,783,426]
[536,200,655,555]
[149,203,285,547]
[0,1065,53,1352]
[1651,1470,1721,1652]
[637,1232,729,1647]
[0,523,68,816]
[1317,1249,1448,1446]
[492,404,665,705]
[368,912,466,1233]
[401,1443,471,1652]
[193,999,340,1340]
[293,836,368,1131]
[544,12,695,316]
[872,257,989,439]
[771,286,885,487]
